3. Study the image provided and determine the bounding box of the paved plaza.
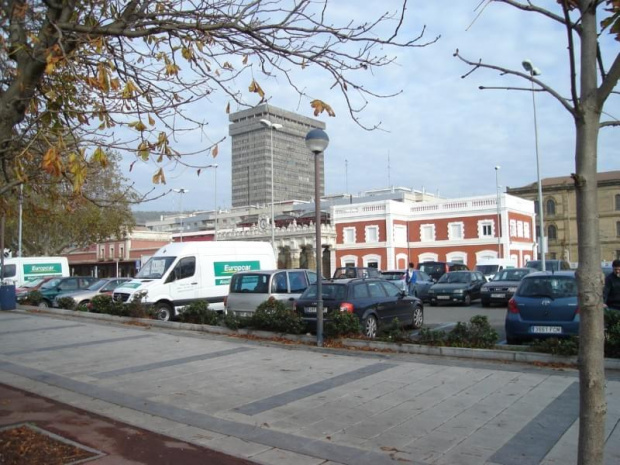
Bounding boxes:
[1,309,620,464]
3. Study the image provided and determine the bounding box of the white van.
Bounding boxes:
[112,241,276,321]
[0,256,69,287]
[474,258,517,281]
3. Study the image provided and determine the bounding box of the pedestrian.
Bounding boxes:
[604,259,620,310]
[405,262,417,296]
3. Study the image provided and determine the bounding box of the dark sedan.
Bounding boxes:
[428,271,487,306]
[294,278,423,338]
[481,268,534,307]
[505,271,579,345]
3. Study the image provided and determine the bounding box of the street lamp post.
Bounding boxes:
[305,128,329,347]
[204,164,218,241]
[495,166,502,259]
[260,119,283,257]
[172,188,189,242]
[522,59,546,271]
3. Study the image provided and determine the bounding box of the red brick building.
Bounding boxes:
[331,194,537,272]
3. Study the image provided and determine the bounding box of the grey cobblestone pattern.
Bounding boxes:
[1,311,620,465]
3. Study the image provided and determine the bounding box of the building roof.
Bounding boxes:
[508,170,620,191]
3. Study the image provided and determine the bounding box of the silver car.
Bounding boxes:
[53,278,132,307]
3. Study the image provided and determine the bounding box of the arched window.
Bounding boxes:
[616,194,620,211]
[548,224,557,241]
[546,198,556,216]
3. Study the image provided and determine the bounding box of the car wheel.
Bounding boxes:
[463,293,471,306]
[411,306,424,329]
[363,315,378,338]
[155,303,173,321]
[481,300,490,308]
[38,300,50,308]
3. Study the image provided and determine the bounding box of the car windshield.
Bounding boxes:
[381,272,403,280]
[135,256,176,279]
[518,276,577,298]
[300,283,348,300]
[22,277,46,288]
[86,279,109,291]
[41,278,62,289]
[419,263,443,275]
[438,273,470,284]
[493,269,530,282]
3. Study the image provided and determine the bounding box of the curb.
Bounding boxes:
[11,305,620,371]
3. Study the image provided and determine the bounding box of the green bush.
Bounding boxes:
[531,337,579,356]
[417,315,498,349]
[604,308,620,358]
[249,298,306,334]
[22,290,43,306]
[55,296,76,310]
[125,291,154,319]
[324,310,362,339]
[89,294,123,315]
[377,317,410,343]
[221,311,251,330]
[178,300,220,325]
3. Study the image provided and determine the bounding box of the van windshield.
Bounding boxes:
[475,265,499,275]
[136,256,176,279]
[0,264,16,278]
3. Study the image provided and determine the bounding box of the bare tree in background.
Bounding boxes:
[456,1,619,463]
[0,0,435,203]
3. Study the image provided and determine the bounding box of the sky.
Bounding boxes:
[129,0,619,213]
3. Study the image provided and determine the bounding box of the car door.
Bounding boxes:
[414,271,433,301]
[471,272,485,299]
[379,280,412,323]
[367,280,397,324]
[166,256,198,305]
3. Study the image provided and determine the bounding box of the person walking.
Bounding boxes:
[406,262,417,296]
[604,259,620,310]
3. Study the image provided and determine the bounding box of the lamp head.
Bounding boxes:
[173,188,189,194]
[522,59,541,76]
[260,119,282,130]
[305,128,329,154]
[495,166,500,171]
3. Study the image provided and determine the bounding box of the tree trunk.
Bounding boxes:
[577,4,606,464]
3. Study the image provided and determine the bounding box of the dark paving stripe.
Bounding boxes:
[91,347,253,379]
[234,362,397,416]
[0,361,428,465]
[3,334,151,356]
[0,316,31,322]
[0,324,83,335]
[489,381,579,465]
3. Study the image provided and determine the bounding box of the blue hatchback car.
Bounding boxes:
[505,271,579,345]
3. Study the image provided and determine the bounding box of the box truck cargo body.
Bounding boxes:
[0,257,70,287]
[112,241,276,320]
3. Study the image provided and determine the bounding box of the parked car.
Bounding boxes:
[294,278,423,338]
[480,268,535,307]
[428,271,486,306]
[52,277,132,308]
[418,261,469,282]
[332,267,382,279]
[35,276,99,308]
[15,276,56,302]
[225,269,317,316]
[505,271,579,345]
[525,259,571,272]
[380,270,434,302]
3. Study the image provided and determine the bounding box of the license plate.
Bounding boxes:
[437,296,450,300]
[305,307,317,313]
[531,326,562,334]
[491,293,505,298]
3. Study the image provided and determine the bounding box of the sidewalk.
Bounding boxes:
[1,308,620,464]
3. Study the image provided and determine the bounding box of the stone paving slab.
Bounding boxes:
[2,309,620,464]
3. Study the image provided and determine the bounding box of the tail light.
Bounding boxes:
[575,307,580,315]
[508,298,519,314]
[340,302,354,313]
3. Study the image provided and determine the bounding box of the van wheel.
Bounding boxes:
[155,303,173,321]
[363,315,378,339]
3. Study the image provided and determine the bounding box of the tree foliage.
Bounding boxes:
[3,151,136,255]
[0,0,434,201]
[455,2,619,464]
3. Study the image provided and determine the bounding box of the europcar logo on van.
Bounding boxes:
[23,264,62,275]
[214,261,260,286]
